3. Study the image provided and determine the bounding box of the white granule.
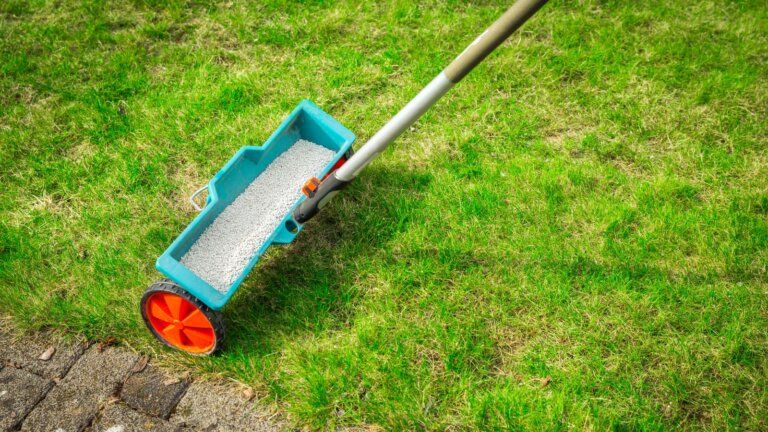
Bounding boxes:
[181,139,336,292]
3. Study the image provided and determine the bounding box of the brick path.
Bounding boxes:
[0,330,283,432]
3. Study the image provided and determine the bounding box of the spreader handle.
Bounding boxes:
[294,0,548,224]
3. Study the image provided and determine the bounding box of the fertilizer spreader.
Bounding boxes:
[141,0,548,354]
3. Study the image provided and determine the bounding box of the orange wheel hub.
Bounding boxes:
[144,292,216,354]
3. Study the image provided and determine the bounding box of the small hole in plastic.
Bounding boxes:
[285,220,299,234]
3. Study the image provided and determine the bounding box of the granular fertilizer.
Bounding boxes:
[181,139,336,292]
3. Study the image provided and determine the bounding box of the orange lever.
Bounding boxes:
[302,177,321,198]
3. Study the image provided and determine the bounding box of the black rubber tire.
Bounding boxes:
[140,279,225,356]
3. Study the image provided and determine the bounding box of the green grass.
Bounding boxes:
[1,0,767,429]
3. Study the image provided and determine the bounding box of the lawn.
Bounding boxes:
[1,0,767,429]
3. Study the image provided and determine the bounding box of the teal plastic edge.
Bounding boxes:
[155,100,355,310]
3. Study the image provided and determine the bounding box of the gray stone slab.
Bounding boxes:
[121,364,189,420]
[91,403,182,432]
[0,367,54,431]
[0,329,85,379]
[21,346,139,432]
[171,382,282,431]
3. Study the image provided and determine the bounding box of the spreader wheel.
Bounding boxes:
[140,280,225,355]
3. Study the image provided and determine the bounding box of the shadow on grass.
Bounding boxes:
[219,165,432,359]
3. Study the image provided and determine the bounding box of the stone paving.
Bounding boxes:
[0,330,283,431]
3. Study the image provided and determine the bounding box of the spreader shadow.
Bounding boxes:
[220,165,433,356]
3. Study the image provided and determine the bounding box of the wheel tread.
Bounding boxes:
[140,279,225,355]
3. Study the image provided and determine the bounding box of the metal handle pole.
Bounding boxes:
[294,0,549,223]
[336,0,548,182]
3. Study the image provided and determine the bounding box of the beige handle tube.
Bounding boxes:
[444,0,549,83]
